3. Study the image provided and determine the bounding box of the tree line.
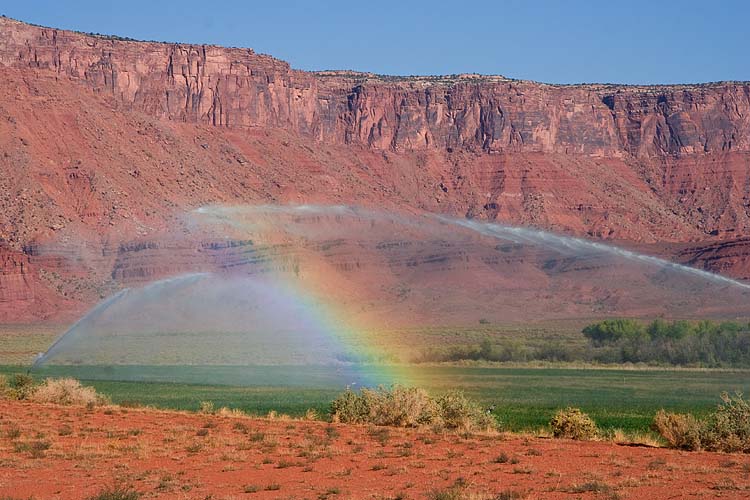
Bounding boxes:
[415,319,750,367]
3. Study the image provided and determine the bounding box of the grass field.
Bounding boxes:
[3,364,747,433]
[2,322,748,434]
[0,322,589,366]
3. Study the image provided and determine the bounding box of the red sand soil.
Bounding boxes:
[1,401,748,499]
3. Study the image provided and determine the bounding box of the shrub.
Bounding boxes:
[198,401,215,414]
[332,385,440,427]
[6,425,21,439]
[703,392,750,453]
[2,373,36,400]
[436,390,494,432]
[651,410,702,450]
[366,386,441,427]
[28,378,109,407]
[549,408,598,440]
[427,478,467,500]
[582,319,644,345]
[86,485,140,500]
[330,385,495,432]
[653,392,750,453]
[216,406,246,417]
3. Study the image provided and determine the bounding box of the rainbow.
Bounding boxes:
[192,204,417,387]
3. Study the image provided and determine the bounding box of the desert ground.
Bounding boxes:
[1,400,749,500]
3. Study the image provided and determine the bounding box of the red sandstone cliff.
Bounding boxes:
[0,16,749,321]
[1,17,748,158]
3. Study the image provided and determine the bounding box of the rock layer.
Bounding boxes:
[1,16,750,321]
[1,17,749,158]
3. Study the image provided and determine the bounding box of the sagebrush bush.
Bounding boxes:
[330,385,495,432]
[366,386,440,427]
[703,392,750,453]
[330,387,372,424]
[331,385,440,427]
[549,407,598,440]
[198,401,215,414]
[86,484,140,500]
[436,390,495,431]
[653,392,750,453]
[216,406,246,418]
[651,410,703,450]
[28,378,109,407]
[1,373,36,400]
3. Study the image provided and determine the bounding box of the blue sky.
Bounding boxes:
[2,0,748,84]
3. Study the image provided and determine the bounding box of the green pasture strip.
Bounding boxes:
[2,365,746,433]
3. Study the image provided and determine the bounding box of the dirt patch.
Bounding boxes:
[0,401,749,499]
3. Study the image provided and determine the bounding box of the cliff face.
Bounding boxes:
[1,16,748,158]
[1,17,750,322]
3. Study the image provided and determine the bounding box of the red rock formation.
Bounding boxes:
[668,238,750,281]
[1,17,748,158]
[0,243,79,321]
[0,245,33,304]
[0,16,749,321]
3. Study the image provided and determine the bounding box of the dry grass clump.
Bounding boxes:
[85,484,140,500]
[1,374,108,407]
[609,429,661,447]
[28,378,109,407]
[216,406,247,418]
[549,408,598,440]
[426,478,522,500]
[198,401,215,414]
[652,392,750,453]
[331,385,495,432]
[652,410,702,450]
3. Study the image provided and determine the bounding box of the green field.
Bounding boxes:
[4,364,747,433]
[3,322,748,434]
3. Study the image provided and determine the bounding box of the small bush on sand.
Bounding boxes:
[427,479,466,500]
[198,401,215,414]
[367,386,441,427]
[703,392,750,453]
[1,373,35,400]
[549,408,598,440]
[653,392,750,453]
[331,385,440,427]
[330,385,495,432]
[330,387,371,424]
[29,378,109,407]
[86,484,140,500]
[651,410,702,450]
[216,406,246,418]
[436,390,495,432]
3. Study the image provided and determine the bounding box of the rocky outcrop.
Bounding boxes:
[0,243,80,320]
[0,245,34,304]
[0,17,748,158]
[1,17,750,322]
[671,238,750,281]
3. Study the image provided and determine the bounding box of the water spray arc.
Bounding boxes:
[29,204,749,386]
[196,203,750,291]
[438,215,750,291]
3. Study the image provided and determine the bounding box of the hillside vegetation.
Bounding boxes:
[417,319,750,368]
